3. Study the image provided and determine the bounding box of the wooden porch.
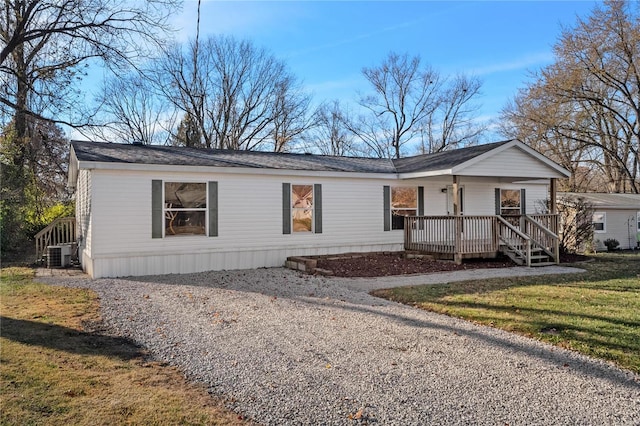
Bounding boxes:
[404,214,559,267]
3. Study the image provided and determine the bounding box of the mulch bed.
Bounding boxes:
[314,252,590,278]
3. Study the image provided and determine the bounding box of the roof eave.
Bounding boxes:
[75,160,399,180]
[67,145,79,189]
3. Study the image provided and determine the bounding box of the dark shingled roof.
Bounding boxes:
[71,141,396,173]
[71,139,515,174]
[392,140,512,173]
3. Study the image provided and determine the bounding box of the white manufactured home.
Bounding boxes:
[65,139,570,278]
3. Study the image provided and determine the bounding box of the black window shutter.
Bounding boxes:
[208,181,218,237]
[314,184,322,234]
[418,186,424,216]
[383,185,391,231]
[282,183,291,234]
[520,188,526,215]
[152,180,163,238]
[495,188,501,215]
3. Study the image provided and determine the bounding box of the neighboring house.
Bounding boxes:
[560,192,640,251]
[67,139,570,278]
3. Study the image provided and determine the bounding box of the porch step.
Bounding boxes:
[501,248,552,266]
[529,261,556,267]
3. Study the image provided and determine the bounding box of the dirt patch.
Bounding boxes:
[314,253,512,278]
[312,252,591,278]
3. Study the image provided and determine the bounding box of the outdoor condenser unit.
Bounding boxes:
[47,245,71,268]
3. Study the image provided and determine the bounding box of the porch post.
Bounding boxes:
[453,175,462,264]
[452,175,459,216]
[549,178,557,214]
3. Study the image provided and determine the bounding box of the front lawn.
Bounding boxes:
[0,267,249,425]
[372,253,640,374]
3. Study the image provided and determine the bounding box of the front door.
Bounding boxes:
[447,186,464,216]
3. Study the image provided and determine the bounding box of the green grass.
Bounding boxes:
[0,267,250,426]
[372,253,640,374]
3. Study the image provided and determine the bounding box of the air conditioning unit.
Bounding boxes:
[47,245,71,268]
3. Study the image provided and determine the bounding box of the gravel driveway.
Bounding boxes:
[41,267,639,425]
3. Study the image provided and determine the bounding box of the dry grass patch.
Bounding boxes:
[0,267,251,426]
[372,253,640,374]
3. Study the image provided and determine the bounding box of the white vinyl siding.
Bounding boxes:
[84,170,404,277]
[591,209,640,251]
[462,146,562,178]
[75,169,92,262]
[79,169,551,278]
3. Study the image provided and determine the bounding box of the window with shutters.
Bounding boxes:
[164,182,206,236]
[500,189,521,216]
[391,187,417,230]
[292,184,314,232]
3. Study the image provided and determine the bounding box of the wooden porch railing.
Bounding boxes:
[405,214,559,266]
[35,217,76,262]
[529,214,559,235]
[404,215,498,257]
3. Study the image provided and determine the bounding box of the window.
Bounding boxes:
[592,212,606,233]
[391,187,417,230]
[292,184,313,232]
[164,182,206,236]
[500,189,521,216]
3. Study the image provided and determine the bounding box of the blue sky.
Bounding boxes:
[171,0,600,140]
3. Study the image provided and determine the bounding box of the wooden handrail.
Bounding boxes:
[497,216,532,266]
[35,217,76,262]
[496,216,530,240]
[524,215,560,264]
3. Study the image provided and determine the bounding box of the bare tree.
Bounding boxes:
[352,52,485,158]
[352,52,441,158]
[419,74,485,154]
[153,35,310,152]
[305,100,359,156]
[93,72,177,145]
[271,76,313,152]
[556,195,595,254]
[1,0,178,137]
[0,0,178,252]
[500,0,640,193]
[172,113,203,147]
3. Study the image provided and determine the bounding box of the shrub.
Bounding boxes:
[603,238,620,251]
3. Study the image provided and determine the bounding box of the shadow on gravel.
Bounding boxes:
[99,270,640,389]
[0,315,144,360]
[297,297,640,389]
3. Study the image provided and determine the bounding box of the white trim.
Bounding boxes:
[390,186,418,230]
[163,181,208,238]
[76,160,399,180]
[68,145,79,188]
[592,211,606,233]
[291,183,315,233]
